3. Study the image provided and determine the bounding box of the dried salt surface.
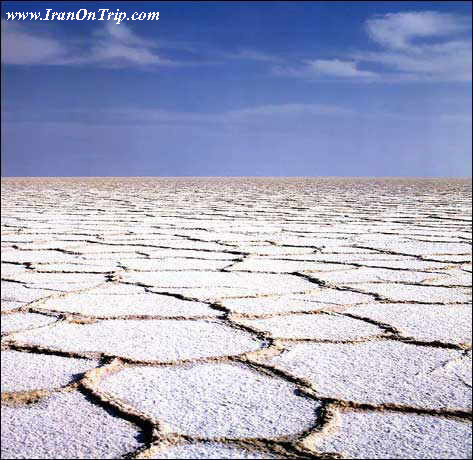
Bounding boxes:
[0,391,142,459]
[335,259,452,271]
[98,362,321,438]
[1,312,57,334]
[309,268,433,284]
[59,243,150,254]
[115,240,228,252]
[31,263,119,273]
[348,282,472,303]
[6,272,106,288]
[1,300,25,312]
[159,286,373,306]
[174,232,260,244]
[150,442,283,459]
[276,253,406,262]
[291,252,453,271]
[80,254,150,263]
[221,294,346,315]
[2,178,472,459]
[120,258,231,271]
[314,410,472,459]
[227,259,354,273]
[299,289,375,304]
[416,255,471,263]
[122,271,312,295]
[1,350,98,391]
[450,353,473,387]
[236,246,316,256]
[237,313,382,340]
[10,320,263,362]
[269,341,472,410]
[1,263,30,277]
[423,270,472,286]
[37,293,217,317]
[10,241,83,252]
[1,281,58,303]
[345,303,472,344]
[149,286,258,301]
[86,283,147,295]
[142,249,239,260]
[1,250,81,264]
[353,239,471,256]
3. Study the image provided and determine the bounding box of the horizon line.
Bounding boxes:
[2,176,472,180]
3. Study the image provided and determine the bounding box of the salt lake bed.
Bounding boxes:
[1,177,472,459]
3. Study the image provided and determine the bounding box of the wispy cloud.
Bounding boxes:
[7,101,469,127]
[3,11,471,81]
[307,59,377,78]
[227,103,355,118]
[1,20,69,65]
[2,103,357,126]
[222,49,282,63]
[365,11,469,50]
[276,11,471,83]
[274,58,378,80]
[359,11,472,82]
[1,20,170,67]
[81,21,173,66]
[352,42,472,82]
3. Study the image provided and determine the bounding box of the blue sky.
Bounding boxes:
[1,1,472,176]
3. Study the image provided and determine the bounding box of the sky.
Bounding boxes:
[1,1,472,177]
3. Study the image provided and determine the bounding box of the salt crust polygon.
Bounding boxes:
[315,410,472,459]
[150,442,284,459]
[1,350,98,391]
[98,362,321,438]
[345,303,472,344]
[1,312,56,334]
[0,392,142,459]
[10,319,263,362]
[37,293,217,317]
[237,313,381,340]
[269,341,471,410]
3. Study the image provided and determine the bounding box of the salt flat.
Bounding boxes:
[1,177,472,459]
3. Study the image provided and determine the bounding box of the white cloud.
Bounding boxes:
[82,22,166,66]
[276,11,471,83]
[365,11,469,50]
[305,59,378,78]
[224,49,282,62]
[3,11,471,81]
[273,58,378,80]
[99,21,153,47]
[3,103,357,125]
[1,20,68,65]
[1,20,169,67]
[226,103,356,119]
[361,11,472,82]
[88,43,161,65]
[353,40,472,82]
[100,103,355,124]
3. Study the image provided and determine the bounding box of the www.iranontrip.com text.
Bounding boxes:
[5,9,159,25]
